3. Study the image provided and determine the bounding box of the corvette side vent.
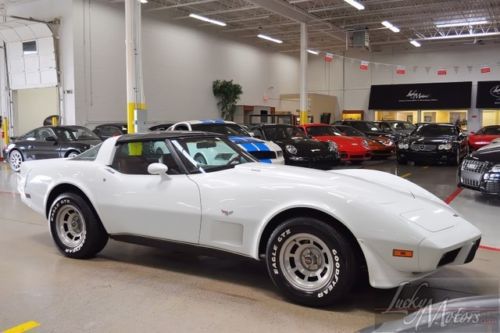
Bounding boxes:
[437,248,461,267]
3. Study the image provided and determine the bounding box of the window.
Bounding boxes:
[111,140,182,175]
[35,128,55,141]
[54,127,100,141]
[23,41,37,55]
[71,144,102,161]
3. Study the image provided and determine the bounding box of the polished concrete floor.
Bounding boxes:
[0,160,499,333]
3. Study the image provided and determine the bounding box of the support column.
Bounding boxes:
[299,23,308,125]
[125,0,147,134]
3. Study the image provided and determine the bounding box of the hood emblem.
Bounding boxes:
[221,209,233,216]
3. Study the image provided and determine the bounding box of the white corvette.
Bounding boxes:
[17,131,481,306]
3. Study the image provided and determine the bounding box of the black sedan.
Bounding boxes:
[459,143,500,195]
[396,123,468,165]
[93,123,128,140]
[250,124,340,168]
[375,120,415,142]
[4,126,101,171]
[334,120,396,141]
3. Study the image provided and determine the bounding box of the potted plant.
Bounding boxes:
[212,80,243,121]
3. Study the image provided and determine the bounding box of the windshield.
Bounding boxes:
[306,126,340,136]
[414,125,457,137]
[350,122,381,132]
[480,126,500,135]
[56,127,101,141]
[333,126,365,137]
[392,122,415,130]
[71,143,102,161]
[171,136,254,173]
[192,124,250,136]
[263,126,307,140]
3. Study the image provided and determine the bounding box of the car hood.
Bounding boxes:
[228,136,266,145]
[312,135,358,145]
[470,144,500,163]
[407,135,456,144]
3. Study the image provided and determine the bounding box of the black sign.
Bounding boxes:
[476,81,500,108]
[369,82,472,110]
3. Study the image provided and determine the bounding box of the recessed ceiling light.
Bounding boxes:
[344,0,364,10]
[410,40,421,47]
[307,49,319,55]
[257,34,283,44]
[435,20,489,28]
[381,20,400,33]
[189,13,226,27]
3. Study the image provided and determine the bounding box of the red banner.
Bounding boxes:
[360,61,369,71]
[324,53,333,63]
[396,66,406,75]
[437,69,447,76]
[481,66,491,74]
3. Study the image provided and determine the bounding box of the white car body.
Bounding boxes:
[18,135,481,289]
[168,120,285,165]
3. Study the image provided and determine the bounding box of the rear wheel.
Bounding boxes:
[66,150,80,158]
[9,149,23,172]
[49,193,108,259]
[265,217,357,307]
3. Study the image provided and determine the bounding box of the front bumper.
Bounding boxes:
[458,161,500,195]
[397,149,456,162]
[339,150,372,161]
[286,152,339,166]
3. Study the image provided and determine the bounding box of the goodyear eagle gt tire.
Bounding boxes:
[49,193,108,259]
[265,217,357,307]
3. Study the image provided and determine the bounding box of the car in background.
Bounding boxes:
[334,120,397,142]
[299,123,371,164]
[4,125,101,171]
[167,120,284,164]
[333,125,394,159]
[468,125,500,150]
[459,142,500,195]
[250,124,340,168]
[149,123,175,132]
[17,131,481,307]
[375,120,415,141]
[396,123,468,165]
[93,123,128,140]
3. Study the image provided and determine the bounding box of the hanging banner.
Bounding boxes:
[369,82,472,110]
[481,66,491,74]
[437,68,447,76]
[360,61,369,71]
[324,53,333,63]
[396,66,406,75]
[476,81,500,108]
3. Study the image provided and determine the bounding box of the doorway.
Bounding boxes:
[13,87,59,135]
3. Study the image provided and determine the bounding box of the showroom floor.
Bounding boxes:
[0,160,499,333]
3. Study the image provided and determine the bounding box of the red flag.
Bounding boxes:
[324,53,333,63]
[481,66,491,74]
[396,66,406,75]
[437,68,447,76]
[360,61,369,71]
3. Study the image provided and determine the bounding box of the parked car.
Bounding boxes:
[250,124,340,168]
[468,125,500,150]
[458,142,500,195]
[375,120,415,141]
[299,123,371,164]
[335,120,396,142]
[4,126,101,172]
[333,125,394,159]
[93,123,128,140]
[17,132,481,307]
[149,123,175,132]
[168,120,284,164]
[396,123,468,165]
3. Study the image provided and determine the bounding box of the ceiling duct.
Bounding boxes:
[351,29,369,49]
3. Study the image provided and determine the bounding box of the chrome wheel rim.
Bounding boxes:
[279,233,335,292]
[9,150,22,171]
[55,204,87,249]
[67,152,79,158]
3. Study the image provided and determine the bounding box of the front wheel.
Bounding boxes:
[265,217,357,307]
[9,149,23,172]
[66,150,80,158]
[49,193,108,259]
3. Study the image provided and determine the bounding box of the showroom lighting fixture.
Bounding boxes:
[410,40,421,47]
[381,20,400,33]
[435,20,489,28]
[344,0,365,10]
[307,49,319,55]
[139,0,148,3]
[189,13,226,27]
[421,31,500,40]
[257,34,283,44]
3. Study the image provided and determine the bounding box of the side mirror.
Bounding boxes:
[45,136,57,143]
[148,162,168,176]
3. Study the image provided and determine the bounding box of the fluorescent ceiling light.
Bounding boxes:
[344,0,364,10]
[257,34,283,44]
[381,20,400,33]
[436,20,489,28]
[421,31,500,40]
[139,0,148,3]
[410,40,421,47]
[307,49,319,55]
[189,13,226,27]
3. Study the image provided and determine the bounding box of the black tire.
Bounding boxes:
[265,217,357,307]
[194,153,207,165]
[49,193,108,259]
[65,150,80,158]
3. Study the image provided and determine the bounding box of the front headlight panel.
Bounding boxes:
[285,145,297,155]
[327,141,337,152]
[438,143,452,150]
[398,142,409,149]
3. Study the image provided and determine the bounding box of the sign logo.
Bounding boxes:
[406,90,431,100]
[221,209,233,216]
[489,85,500,98]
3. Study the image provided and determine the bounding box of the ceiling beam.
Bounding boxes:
[147,0,218,12]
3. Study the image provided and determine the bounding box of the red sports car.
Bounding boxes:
[333,125,394,159]
[300,123,371,163]
[468,125,500,150]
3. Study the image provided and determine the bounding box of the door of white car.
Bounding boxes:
[94,139,201,244]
